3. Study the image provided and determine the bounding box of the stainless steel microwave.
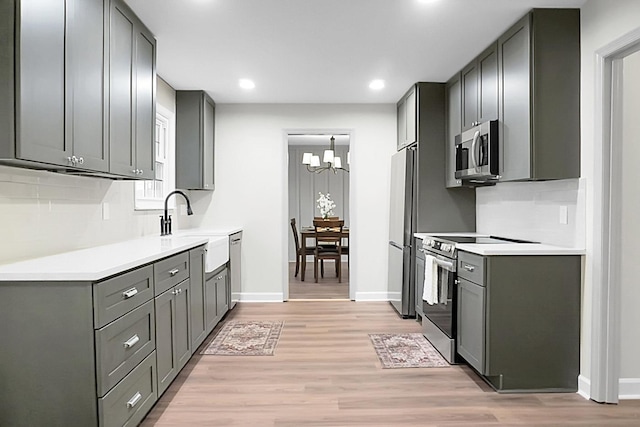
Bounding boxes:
[455,120,499,183]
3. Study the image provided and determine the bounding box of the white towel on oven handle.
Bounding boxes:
[422,255,438,305]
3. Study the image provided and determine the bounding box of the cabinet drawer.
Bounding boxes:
[458,251,485,285]
[98,351,157,427]
[94,265,154,328]
[95,300,156,397]
[154,252,189,296]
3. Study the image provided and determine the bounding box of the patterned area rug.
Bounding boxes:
[201,320,284,356]
[369,333,450,368]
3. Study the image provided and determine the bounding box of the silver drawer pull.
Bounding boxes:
[122,288,138,299]
[463,265,475,272]
[126,391,142,408]
[123,334,140,349]
[169,268,180,276]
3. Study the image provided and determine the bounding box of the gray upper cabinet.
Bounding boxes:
[461,43,498,132]
[0,0,107,172]
[109,0,156,180]
[445,73,462,188]
[498,9,580,181]
[176,90,215,190]
[397,85,417,150]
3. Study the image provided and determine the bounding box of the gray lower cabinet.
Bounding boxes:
[0,244,222,426]
[414,238,425,319]
[155,279,192,397]
[176,90,216,190]
[205,266,228,335]
[189,246,208,349]
[109,0,156,180]
[498,9,580,181]
[456,251,581,392]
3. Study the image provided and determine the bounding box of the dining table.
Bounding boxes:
[300,226,349,281]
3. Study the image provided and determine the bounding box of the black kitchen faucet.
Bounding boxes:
[160,190,193,235]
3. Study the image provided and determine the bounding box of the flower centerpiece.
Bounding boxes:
[316,192,336,220]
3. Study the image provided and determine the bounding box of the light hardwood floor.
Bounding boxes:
[141,301,640,426]
[288,260,349,300]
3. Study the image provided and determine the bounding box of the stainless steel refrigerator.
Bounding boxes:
[388,147,416,318]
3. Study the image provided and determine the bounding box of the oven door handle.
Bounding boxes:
[433,258,455,271]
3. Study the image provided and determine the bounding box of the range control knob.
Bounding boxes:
[423,239,432,247]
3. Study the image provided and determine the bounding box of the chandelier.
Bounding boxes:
[301,136,350,173]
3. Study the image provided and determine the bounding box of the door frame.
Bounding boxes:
[282,129,355,301]
[591,27,640,403]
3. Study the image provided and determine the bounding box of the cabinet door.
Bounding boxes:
[66,0,108,172]
[216,271,228,320]
[17,0,68,164]
[414,250,425,318]
[174,280,192,371]
[397,96,407,149]
[229,232,242,309]
[155,288,177,397]
[134,28,156,180]
[461,61,478,131]
[457,277,486,374]
[498,15,531,181]
[445,73,462,188]
[108,1,135,177]
[202,95,215,190]
[189,248,207,349]
[405,87,417,146]
[204,273,218,334]
[478,43,498,123]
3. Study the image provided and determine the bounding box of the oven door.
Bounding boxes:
[422,252,457,339]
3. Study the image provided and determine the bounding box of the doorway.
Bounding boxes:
[592,31,640,403]
[287,133,350,300]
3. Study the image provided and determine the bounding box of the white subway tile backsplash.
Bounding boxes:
[476,178,585,247]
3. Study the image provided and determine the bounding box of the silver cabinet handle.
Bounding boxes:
[77,157,84,164]
[123,334,140,349]
[126,391,142,408]
[216,275,223,280]
[138,169,143,174]
[463,264,475,272]
[122,288,138,299]
[171,289,178,295]
[169,268,180,276]
[131,169,138,174]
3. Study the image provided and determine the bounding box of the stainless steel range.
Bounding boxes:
[419,234,533,363]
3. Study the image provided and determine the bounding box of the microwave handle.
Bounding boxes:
[470,130,480,169]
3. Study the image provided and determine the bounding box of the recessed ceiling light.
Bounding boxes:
[239,79,255,90]
[369,79,385,90]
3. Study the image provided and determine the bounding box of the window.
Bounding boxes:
[134,104,175,210]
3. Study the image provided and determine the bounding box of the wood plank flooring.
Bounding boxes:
[288,261,349,300]
[141,301,640,426]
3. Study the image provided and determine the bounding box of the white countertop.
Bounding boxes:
[414,232,585,256]
[0,235,210,282]
[176,226,243,236]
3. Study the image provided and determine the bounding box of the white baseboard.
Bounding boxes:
[355,291,390,301]
[619,378,640,400]
[239,293,283,302]
[577,375,590,400]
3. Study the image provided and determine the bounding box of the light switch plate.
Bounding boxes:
[559,205,568,225]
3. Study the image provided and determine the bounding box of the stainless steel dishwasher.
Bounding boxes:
[229,231,242,309]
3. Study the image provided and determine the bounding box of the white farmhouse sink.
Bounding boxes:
[180,232,229,273]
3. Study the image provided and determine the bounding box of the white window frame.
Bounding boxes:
[134,104,176,210]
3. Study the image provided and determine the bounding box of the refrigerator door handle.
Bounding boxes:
[389,241,404,250]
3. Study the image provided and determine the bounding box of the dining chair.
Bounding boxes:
[313,219,344,283]
[290,218,315,279]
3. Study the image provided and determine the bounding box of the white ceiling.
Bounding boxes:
[124,0,586,104]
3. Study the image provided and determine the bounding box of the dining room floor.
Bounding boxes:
[288,260,349,300]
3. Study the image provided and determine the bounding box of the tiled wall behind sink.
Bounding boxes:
[0,165,183,264]
[475,178,586,248]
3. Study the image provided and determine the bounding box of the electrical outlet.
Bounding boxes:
[559,205,568,225]
[102,203,110,220]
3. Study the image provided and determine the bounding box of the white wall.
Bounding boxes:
[476,178,585,247]
[620,50,640,379]
[186,104,396,301]
[0,77,185,264]
[580,0,640,394]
